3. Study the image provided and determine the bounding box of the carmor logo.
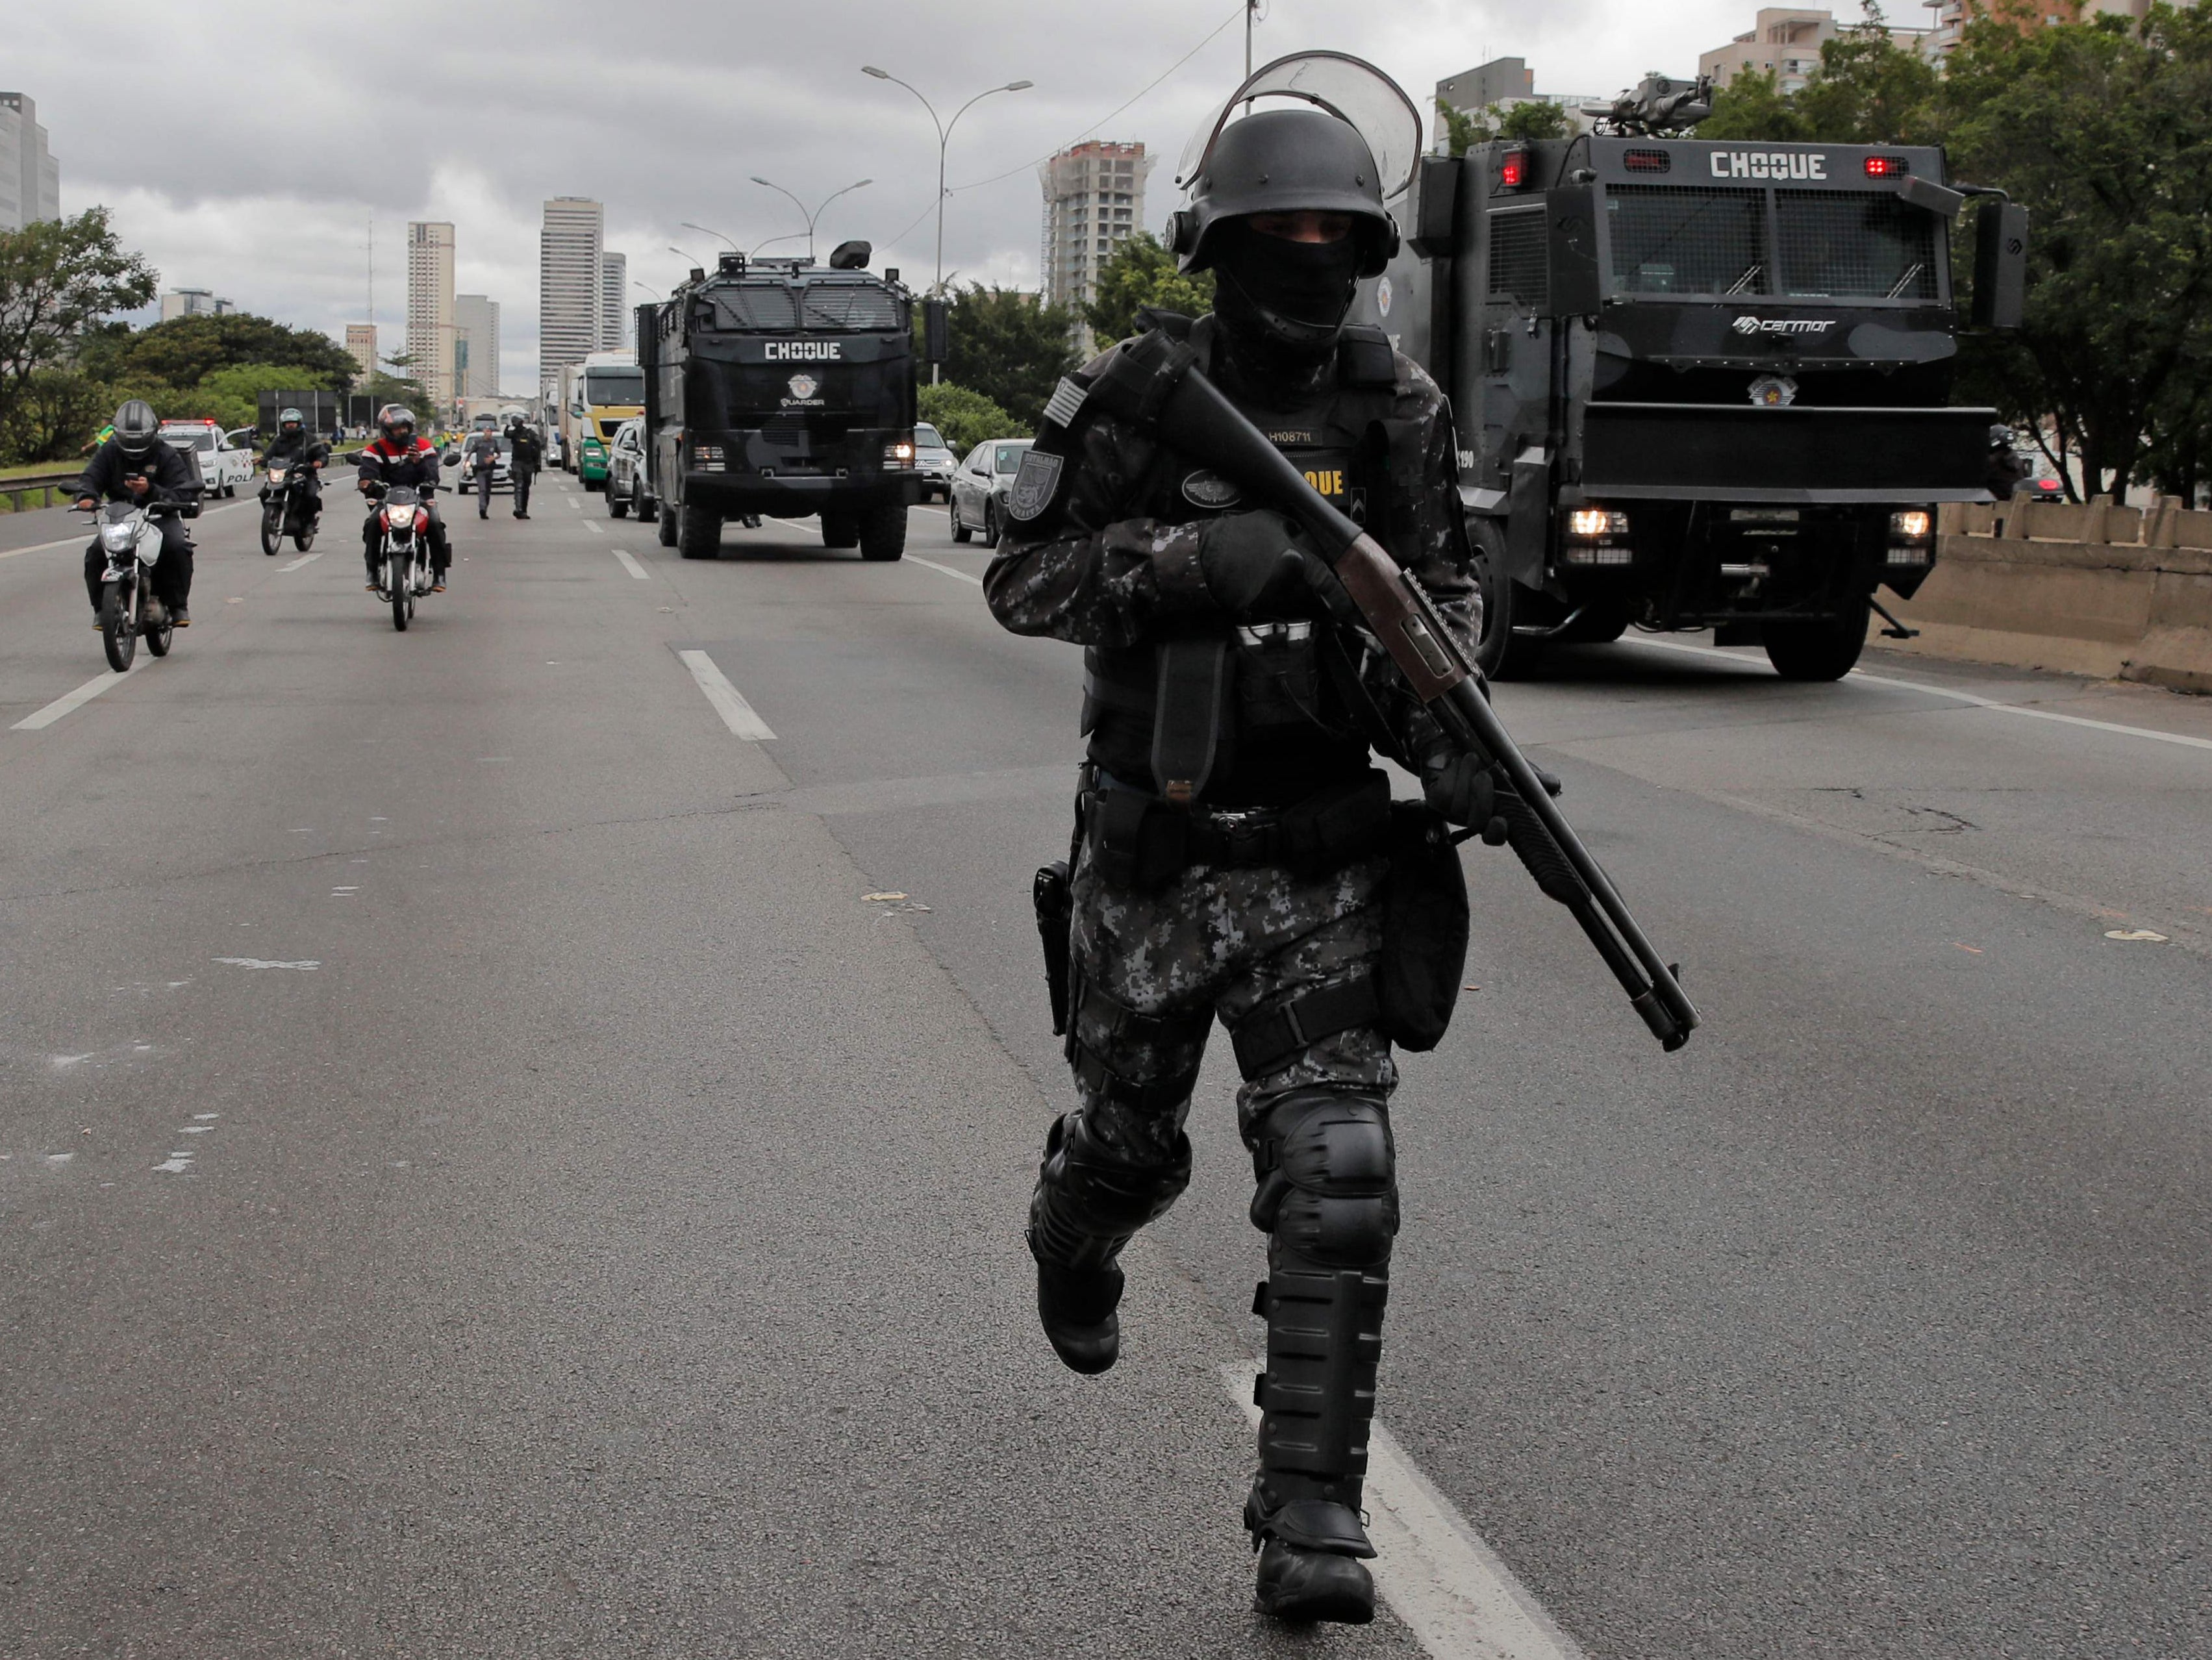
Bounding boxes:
[1733,316,1835,336]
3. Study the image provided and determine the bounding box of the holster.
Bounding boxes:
[1376,802,1470,1052]
[1033,860,1074,1037]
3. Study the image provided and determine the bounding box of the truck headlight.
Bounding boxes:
[1889,509,1931,540]
[1566,507,1628,539]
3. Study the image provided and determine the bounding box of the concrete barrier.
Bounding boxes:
[1881,499,2212,694]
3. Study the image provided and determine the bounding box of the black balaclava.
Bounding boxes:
[1211,218,1363,388]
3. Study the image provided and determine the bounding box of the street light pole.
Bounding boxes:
[681,222,739,251]
[746,177,873,264]
[859,67,1033,298]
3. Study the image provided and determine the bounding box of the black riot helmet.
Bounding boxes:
[1168,108,1400,280]
[113,399,160,458]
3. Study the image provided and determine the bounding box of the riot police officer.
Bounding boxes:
[985,83,1487,1624]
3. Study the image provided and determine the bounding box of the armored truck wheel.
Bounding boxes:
[820,510,861,550]
[678,502,721,560]
[657,499,679,547]
[1764,597,1870,682]
[1470,519,1546,681]
[858,499,907,563]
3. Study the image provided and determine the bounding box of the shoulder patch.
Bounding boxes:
[1338,324,1397,390]
[1006,448,1065,523]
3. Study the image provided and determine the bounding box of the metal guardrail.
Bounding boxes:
[1,469,83,514]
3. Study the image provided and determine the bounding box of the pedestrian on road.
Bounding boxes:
[464,427,501,518]
[984,69,1487,1627]
[507,420,542,519]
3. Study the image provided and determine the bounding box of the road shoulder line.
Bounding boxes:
[675,648,775,740]
[908,556,983,587]
[12,670,129,731]
[1221,1361,1587,1660]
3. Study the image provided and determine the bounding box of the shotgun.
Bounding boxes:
[1068,330,1700,1051]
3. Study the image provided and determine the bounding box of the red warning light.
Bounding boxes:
[1499,150,1527,189]
[1864,155,1910,178]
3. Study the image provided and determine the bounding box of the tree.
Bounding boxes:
[87,310,357,392]
[1435,98,1577,157]
[0,368,112,463]
[939,284,1080,431]
[918,381,1021,451]
[0,208,157,462]
[1694,70,1814,142]
[1792,5,1941,144]
[1939,3,2212,498]
[1083,231,1216,345]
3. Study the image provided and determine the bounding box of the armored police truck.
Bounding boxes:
[637,244,919,562]
[1361,80,2026,679]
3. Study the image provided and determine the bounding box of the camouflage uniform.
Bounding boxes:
[985,312,1477,1574]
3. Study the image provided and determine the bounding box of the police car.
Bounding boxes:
[159,418,256,497]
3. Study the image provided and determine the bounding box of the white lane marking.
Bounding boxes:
[153,1151,194,1174]
[277,549,323,572]
[586,522,603,534]
[907,556,983,587]
[611,547,649,579]
[12,670,129,731]
[1625,637,2212,755]
[212,957,320,971]
[1222,1363,1586,1660]
[676,648,775,740]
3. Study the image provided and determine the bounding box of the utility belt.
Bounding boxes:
[1081,765,1392,892]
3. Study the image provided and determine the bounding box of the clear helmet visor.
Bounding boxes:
[1175,51,1422,204]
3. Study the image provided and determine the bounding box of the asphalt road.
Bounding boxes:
[3,475,2207,1659]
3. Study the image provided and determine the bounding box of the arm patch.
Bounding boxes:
[1005,448,1066,525]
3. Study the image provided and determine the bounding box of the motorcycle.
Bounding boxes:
[80,497,181,672]
[258,457,320,556]
[368,483,437,631]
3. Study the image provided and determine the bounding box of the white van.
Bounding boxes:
[159,419,256,497]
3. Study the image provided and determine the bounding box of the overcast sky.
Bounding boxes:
[14,0,1765,392]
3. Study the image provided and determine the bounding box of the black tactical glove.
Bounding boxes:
[1198,509,1342,622]
[1420,745,1502,836]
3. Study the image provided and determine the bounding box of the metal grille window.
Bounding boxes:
[1486,208,1547,307]
[1605,185,1769,296]
[799,283,904,331]
[710,286,799,331]
[1775,190,1939,299]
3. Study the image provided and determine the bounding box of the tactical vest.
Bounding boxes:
[1081,320,1405,809]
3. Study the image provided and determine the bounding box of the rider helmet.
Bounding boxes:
[377,405,418,448]
[113,399,161,459]
[279,406,305,436]
[1987,424,2013,450]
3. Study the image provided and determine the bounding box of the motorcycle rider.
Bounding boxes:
[357,405,451,592]
[75,399,197,627]
[985,91,1482,1625]
[262,406,329,530]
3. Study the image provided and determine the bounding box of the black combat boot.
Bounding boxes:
[1243,1089,1397,1624]
[1026,1111,1190,1375]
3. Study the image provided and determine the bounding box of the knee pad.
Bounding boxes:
[1029,1111,1192,1265]
[1249,1090,1397,1268]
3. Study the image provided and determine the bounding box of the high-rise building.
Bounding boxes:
[540,197,604,396]
[455,294,501,397]
[1922,0,2141,58]
[407,221,457,409]
[1431,58,1605,144]
[1701,5,1934,79]
[346,323,379,381]
[160,288,234,321]
[1040,141,1153,349]
[0,92,60,231]
[599,251,628,350]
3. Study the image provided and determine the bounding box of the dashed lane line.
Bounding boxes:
[12,670,129,731]
[907,556,983,587]
[611,548,649,579]
[676,649,775,740]
[586,522,603,534]
[1222,1362,1587,1660]
[276,549,323,572]
[0,497,256,562]
[1623,636,2212,755]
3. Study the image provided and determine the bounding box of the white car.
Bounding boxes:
[159,420,255,498]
